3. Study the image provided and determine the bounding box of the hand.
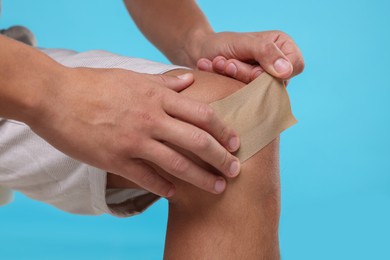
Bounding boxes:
[195,31,304,83]
[29,68,240,197]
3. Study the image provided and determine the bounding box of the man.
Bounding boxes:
[0,0,304,258]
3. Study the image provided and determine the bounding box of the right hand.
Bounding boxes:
[30,67,240,197]
[195,31,304,83]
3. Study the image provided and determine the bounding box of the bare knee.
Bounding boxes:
[164,69,245,103]
[163,70,280,209]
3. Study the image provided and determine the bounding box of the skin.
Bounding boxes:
[163,70,281,259]
[0,1,302,257]
[0,35,239,197]
[0,0,304,197]
[196,31,305,83]
[124,0,304,83]
[108,69,282,259]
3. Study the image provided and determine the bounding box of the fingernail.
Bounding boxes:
[229,160,240,177]
[214,178,226,193]
[215,59,225,70]
[177,73,191,80]
[226,63,237,76]
[198,59,211,70]
[229,136,239,151]
[274,58,292,74]
[166,187,176,197]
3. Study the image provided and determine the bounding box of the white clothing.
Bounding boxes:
[0,49,187,216]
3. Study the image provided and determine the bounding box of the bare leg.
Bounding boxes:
[162,70,281,260]
[107,70,281,259]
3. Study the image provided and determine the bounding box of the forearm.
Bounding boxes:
[124,0,213,66]
[0,35,66,124]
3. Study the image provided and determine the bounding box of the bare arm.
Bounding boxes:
[124,0,213,67]
[0,35,65,123]
[124,0,304,82]
[0,36,240,196]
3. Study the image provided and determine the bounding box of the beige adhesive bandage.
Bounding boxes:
[210,72,297,162]
[93,73,297,215]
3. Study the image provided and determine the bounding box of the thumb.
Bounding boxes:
[255,43,293,79]
[153,72,194,92]
[273,57,293,79]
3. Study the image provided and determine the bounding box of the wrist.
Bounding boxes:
[0,36,71,126]
[185,27,214,66]
[22,63,71,128]
[171,26,214,68]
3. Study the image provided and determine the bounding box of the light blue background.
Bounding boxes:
[1,0,389,259]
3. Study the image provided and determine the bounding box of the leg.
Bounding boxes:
[107,69,281,258]
[162,70,281,259]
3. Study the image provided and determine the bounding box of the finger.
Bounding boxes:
[211,56,228,75]
[158,116,240,178]
[286,51,304,78]
[223,59,265,83]
[197,58,213,72]
[275,39,305,78]
[150,72,194,92]
[118,159,175,197]
[140,140,227,194]
[201,56,265,83]
[255,42,293,79]
[250,65,265,81]
[162,92,240,152]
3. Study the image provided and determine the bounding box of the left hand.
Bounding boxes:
[195,30,304,83]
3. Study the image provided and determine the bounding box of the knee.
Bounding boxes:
[164,69,246,103]
[163,70,281,212]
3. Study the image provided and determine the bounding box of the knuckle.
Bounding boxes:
[156,74,168,85]
[197,103,214,123]
[219,125,230,144]
[135,111,157,127]
[220,150,230,169]
[271,30,287,38]
[191,130,210,150]
[270,29,280,35]
[295,57,305,74]
[169,154,189,174]
[200,175,215,191]
[145,87,158,98]
[139,169,158,187]
[139,111,153,121]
